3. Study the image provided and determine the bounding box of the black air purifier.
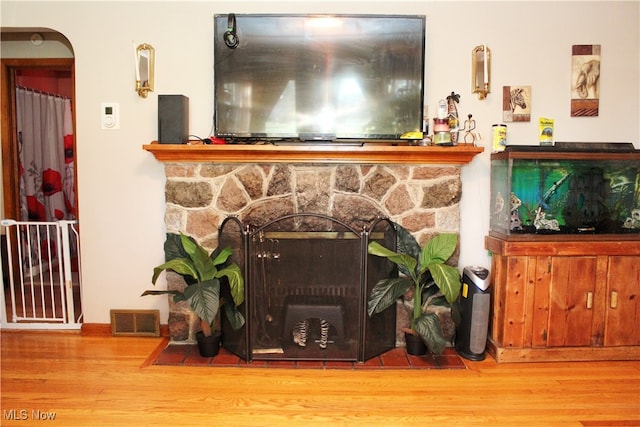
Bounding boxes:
[455,266,491,361]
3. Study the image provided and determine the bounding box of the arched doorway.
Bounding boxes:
[1,29,81,329]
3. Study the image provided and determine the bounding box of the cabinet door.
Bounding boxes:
[604,256,640,346]
[547,256,597,347]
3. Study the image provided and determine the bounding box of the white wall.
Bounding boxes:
[2,1,638,324]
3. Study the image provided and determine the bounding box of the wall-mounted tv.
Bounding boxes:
[214,14,426,142]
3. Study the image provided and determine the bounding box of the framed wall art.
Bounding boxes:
[502,85,531,122]
[571,44,601,117]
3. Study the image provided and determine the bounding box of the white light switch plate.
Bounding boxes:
[101,102,120,130]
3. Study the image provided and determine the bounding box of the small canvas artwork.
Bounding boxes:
[571,44,600,117]
[502,86,531,122]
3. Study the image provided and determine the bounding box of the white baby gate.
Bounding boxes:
[0,219,83,329]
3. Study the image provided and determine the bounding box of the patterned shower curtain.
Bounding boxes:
[15,87,75,222]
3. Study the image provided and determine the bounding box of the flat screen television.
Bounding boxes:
[213,14,426,142]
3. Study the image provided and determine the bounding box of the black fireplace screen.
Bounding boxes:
[219,214,397,362]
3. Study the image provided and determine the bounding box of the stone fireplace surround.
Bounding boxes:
[144,143,483,349]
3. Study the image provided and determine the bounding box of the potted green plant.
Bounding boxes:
[142,233,245,357]
[367,223,461,355]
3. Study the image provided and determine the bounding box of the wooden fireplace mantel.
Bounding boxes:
[143,141,484,165]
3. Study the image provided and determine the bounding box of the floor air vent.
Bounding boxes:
[110,309,160,337]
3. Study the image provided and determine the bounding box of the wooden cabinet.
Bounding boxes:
[604,256,640,346]
[485,235,640,362]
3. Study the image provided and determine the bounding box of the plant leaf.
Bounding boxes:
[140,290,181,297]
[181,234,218,282]
[395,223,420,262]
[222,302,245,331]
[216,263,244,306]
[173,293,187,303]
[211,246,233,268]
[429,263,462,304]
[423,293,448,310]
[420,233,457,267]
[413,313,448,354]
[183,278,220,327]
[367,277,412,316]
[151,258,197,284]
[368,241,417,278]
[164,233,188,261]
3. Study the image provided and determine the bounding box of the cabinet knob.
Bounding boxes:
[610,291,618,309]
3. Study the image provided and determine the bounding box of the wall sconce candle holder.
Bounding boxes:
[472,45,490,100]
[135,43,154,98]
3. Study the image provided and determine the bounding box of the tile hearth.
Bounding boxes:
[150,341,467,370]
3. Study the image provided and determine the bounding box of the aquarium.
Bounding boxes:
[490,144,640,237]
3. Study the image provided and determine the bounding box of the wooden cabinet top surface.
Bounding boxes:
[490,147,640,161]
[486,234,640,256]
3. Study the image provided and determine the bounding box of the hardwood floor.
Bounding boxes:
[1,331,639,426]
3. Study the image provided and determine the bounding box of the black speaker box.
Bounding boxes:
[158,95,189,144]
